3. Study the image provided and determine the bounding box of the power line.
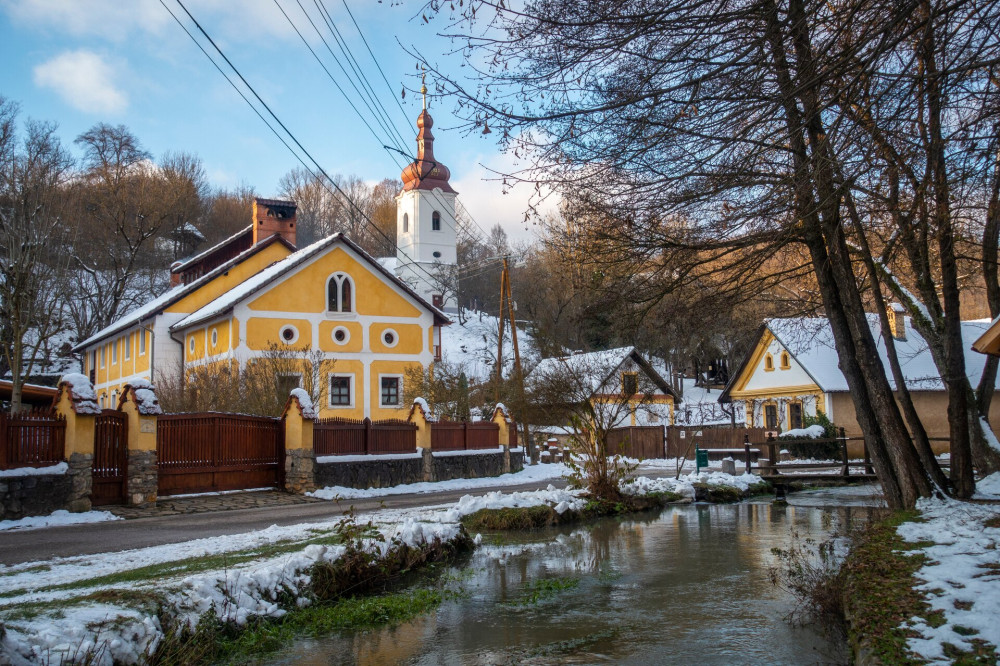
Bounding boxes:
[166,0,447,290]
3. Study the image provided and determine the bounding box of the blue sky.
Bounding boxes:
[0,0,546,241]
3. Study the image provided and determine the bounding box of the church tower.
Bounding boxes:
[395,78,458,313]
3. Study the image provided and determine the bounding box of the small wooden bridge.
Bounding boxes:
[755,428,877,484]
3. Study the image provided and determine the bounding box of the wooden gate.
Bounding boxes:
[156,413,284,495]
[92,409,128,506]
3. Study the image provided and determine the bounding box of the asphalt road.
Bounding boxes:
[0,479,573,566]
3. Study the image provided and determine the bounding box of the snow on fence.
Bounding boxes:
[156,413,284,495]
[431,420,500,451]
[0,409,66,470]
[313,417,417,456]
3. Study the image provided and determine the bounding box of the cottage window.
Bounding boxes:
[763,353,774,371]
[111,340,118,364]
[764,404,778,430]
[622,372,638,395]
[432,210,441,231]
[139,331,146,355]
[124,333,131,361]
[380,376,401,406]
[100,347,105,368]
[329,375,352,407]
[327,273,354,313]
[788,403,803,430]
[403,213,409,233]
[780,351,791,370]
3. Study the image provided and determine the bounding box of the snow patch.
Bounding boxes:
[0,509,121,532]
[975,471,1000,498]
[0,462,67,478]
[288,388,316,419]
[127,379,162,415]
[58,372,100,414]
[779,425,826,439]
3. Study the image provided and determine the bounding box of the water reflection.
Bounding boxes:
[267,497,876,666]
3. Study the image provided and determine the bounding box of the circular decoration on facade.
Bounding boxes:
[433,251,441,258]
[211,329,219,347]
[280,325,299,344]
[332,326,350,345]
[382,329,398,348]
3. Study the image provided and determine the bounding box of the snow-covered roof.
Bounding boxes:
[74,235,293,351]
[673,378,744,427]
[526,346,677,399]
[729,315,994,396]
[171,225,251,274]
[172,233,449,332]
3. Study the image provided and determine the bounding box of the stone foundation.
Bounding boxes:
[0,469,73,520]
[316,454,424,490]
[431,449,510,482]
[127,450,158,506]
[67,453,93,513]
[285,448,317,493]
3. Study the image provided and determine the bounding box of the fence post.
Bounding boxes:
[839,426,849,478]
[54,375,99,513]
[363,418,372,455]
[120,381,161,506]
[282,390,316,494]
[744,432,752,475]
[409,399,435,482]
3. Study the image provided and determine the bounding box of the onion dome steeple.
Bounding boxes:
[401,76,457,194]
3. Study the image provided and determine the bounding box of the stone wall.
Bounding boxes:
[315,455,424,490]
[126,450,157,506]
[313,448,524,490]
[0,469,74,520]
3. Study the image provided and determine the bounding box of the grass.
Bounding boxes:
[460,491,684,531]
[985,516,1000,529]
[512,576,580,605]
[837,510,998,665]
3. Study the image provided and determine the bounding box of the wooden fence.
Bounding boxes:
[156,412,284,495]
[431,420,500,451]
[314,417,418,456]
[0,409,65,470]
[665,426,768,458]
[606,426,665,459]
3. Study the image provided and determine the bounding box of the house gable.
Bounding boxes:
[247,246,422,318]
[725,327,822,399]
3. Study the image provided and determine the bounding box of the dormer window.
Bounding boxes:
[432,211,441,231]
[327,273,354,313]
[403,213,409,233]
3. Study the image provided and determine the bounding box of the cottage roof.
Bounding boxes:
[720,315,994,402]
[527,346,679,401]
[171,233,450,331]
[73,234,293,351]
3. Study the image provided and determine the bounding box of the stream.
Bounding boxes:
[266,486,881,665]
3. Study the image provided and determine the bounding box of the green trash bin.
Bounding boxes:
[696,448,709,471]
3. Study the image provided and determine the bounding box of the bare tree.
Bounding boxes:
[0,99,74,412]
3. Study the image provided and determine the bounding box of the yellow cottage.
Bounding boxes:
[74,105,460,417]
[719,313,1000,453]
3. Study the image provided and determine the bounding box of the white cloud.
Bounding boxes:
[33,50,128,114]
[452,151,560,245]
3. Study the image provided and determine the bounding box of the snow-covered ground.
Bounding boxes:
[897,496,1000,663]
[440,311,537,384]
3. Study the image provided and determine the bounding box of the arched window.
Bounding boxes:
[764,353,774,371]
[402,213,409,233]
[780,351,791,370]
[432,210,441,231]
[327,273,354,313]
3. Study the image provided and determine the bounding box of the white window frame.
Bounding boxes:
[325,273,355,315]
[100,347,106,368]
[432,210,441,231]
[188,336,196,355]
[402,212,409,233]
[90,350,97,371]
[99,393,106,409]
[379,374,403,408]
[279,324,299,345]
[328,373,354,408]
[111,339,118,364]
[124,333,131,361]
[139,331,146,356]
[331,326,350,345]
[381,328,399,348]
[111,390,118,408]
[211,328,219,348]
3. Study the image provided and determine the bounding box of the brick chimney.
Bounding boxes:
[252,197,297,247]
[888,303,907,341]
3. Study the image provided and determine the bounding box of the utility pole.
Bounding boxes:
[495,256,534,463]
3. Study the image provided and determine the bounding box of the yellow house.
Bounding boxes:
[720,313,1000,452]
[527,347,678,427]
[74,105,459,417]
